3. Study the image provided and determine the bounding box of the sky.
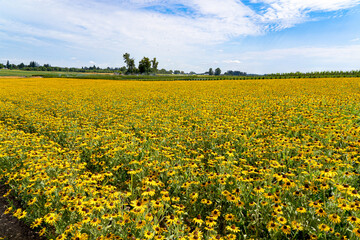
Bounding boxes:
[1,0,360,74]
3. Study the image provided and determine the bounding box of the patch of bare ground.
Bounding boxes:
[0,184,46,240]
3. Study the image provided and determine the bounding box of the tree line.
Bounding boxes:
[0,57,186,75]
[1,59,360,78]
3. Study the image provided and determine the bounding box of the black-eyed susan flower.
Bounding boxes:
[39,227,46,237]
[281,225,291,235]
[193,215,204,226]
[318,223,330,232]
[315,208,327,217]
[90,217,101,227]
[277,216,287,225]
[266,221,278,231]
[144,230,154,239]
[3,206,12,215]
[166,215,178,225]
[296,207,306,213]
[353,228,360,238]
[136,220,146,229]
[347,216,360,225]
[225,214,235,221]
[30,218,43,229]
[226,224,240,233]
[291,221,303,231]
[329,213,341,223]
[44,213,58,225]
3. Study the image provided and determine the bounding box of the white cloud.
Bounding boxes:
[1,0,358,49]
[253,0,360,28]
[223,60,242,64]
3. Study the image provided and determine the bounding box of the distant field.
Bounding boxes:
[2,69,360,82]
[0,69,246,81]
[0,69,44,76]
[1,77,360,239]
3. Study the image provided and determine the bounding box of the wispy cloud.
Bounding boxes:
[253,0,360,28]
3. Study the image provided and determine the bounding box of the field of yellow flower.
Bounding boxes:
[0,77,360,240]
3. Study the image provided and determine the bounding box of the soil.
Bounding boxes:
[0,184,46,240]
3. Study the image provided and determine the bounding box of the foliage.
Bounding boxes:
[151,58,159,73]
[209,68,214,75]
[138,57,152,74]
[215,68,221,76]
[123,53,136,74]
[224,70,247,76]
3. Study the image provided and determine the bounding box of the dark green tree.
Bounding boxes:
[209,68,214,75]
[215,67,221,76]
[123,53,136,74]
[6,60,10,69]
[151,57,159,73]
[18,63,25,69]
[29,61,39,68]
[138,57,151,74]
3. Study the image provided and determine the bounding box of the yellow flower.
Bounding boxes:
[296,207,306,213]
[39,227,46,237]
[318,224,330,232]
[266,221,278,231]
[281,225,291,235]
[193,215,204,226]
[347,216,360,225]
[90,217,101,227]
[211,209,221,218]
[225,214,235,221]
[277,216,287,225]
[329,213,341,224]
[226,224,240,233]
[166,215,179,225]
[31,218,43,228]
[28,197,37,206]
[291,221,303,231]
[136,220,146,229]
[206,217,217,227]
[144,230,154,239]
[315,208,327,217]
[4,206,12,215]
[253,186,265,194]
[353,228,360,238]
[17,210,27,219]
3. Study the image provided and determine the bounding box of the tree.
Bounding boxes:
[18,63,25,69]
[119,66,127,73]
[0,63,4,69]
[123,53,136,74]
[209,68,214,75]
[6,60,10,69]
[215,67,221,76]
[29,61,39,68]
[138,57,151,74]
[158,68,167,74]
[151,57,159,73]
[174,70,181,74]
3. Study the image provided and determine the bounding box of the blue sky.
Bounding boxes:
[1,0,360,74]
